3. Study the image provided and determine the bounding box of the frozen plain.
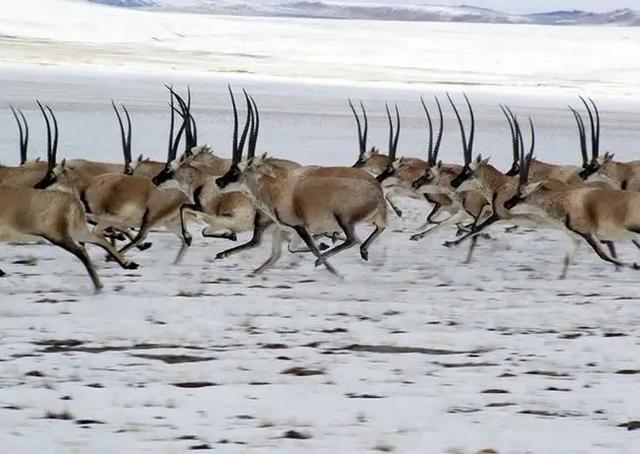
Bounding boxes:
[1,1,640,453]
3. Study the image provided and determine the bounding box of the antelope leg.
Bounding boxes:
[293,225,340,276]
[386,195,402,218]
[443,212,499,248]
[314,216,357,266]
[560,238,581,279]
[410,211,468,242]
[252,228,288,275]
[215,212,268,260]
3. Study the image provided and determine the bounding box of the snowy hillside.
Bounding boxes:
[88,0,640,26]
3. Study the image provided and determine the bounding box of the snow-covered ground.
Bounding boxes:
[3,0,640,96]
[1,1,640,452]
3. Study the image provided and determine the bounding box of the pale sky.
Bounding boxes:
[355,1,638,14]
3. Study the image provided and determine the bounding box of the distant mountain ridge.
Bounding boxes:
[88,1,640,26]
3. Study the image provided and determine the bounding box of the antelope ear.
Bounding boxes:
[475,154,482,164]
[371,147,379,155]
[523,180,546,196]
[605,152,615,162]
[61,158,67,168]
[137,154,144,162]
[258,163,276,178]
[437,160,442,169]
[35,157,41,162]
[481,156,490,165]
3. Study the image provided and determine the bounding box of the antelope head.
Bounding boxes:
[502,118,536,211]
[446,93,476,189]
[588,151,619,187]
[151,87,190,186]
[455,154,493,198]
[350,99,399,177]
[571,97,601,180]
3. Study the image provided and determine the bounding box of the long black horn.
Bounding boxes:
[433,96,444,163]
[385,103,393,158]
[569,106,588,167]
[525,117,535,184]
[420,96,434,163]
[36,100,53,169]
[112,101,130,167]
[446,93,469,166]
[10,106,28,165]
[588,97,600,160]
[237,89,253,160]
[168,86,194,152]
[228,85,240,164]
[500,104,518,169]
[349,99,364,156]
[45,105,59,167]
[248,95,259,159]
[361,102,368,153]
[579,96,597,163]
[511,113,526,185]
[392,103,400,160]
[167,86,176,162]
[165,85,189,162]
[463,93,475,163]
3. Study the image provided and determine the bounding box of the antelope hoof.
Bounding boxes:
[124,261,139,270]
[215,251,227,261]
[633,263,640,271]
[137,242,153,251]
[443,241,456,248]
[360,247,369,261]
[105,254,115,262]
[409,234,422,242]
[93,285,104,295]
[314,257,323,268]
[394,208,403,218]
[227,233,237,242]
[319,242,330,251]
[184,233,193,247]
[0,269,6,277]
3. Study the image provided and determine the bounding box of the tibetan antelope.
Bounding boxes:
[571,98,640,191]
[216,91,387,276]
[504,145,640,272]
[0,103,139,291]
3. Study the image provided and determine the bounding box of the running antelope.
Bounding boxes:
[505,146,640,272]
[573,99,640,191]
[216,92,387,276]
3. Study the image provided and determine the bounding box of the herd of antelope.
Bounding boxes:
[1,86,640,293]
